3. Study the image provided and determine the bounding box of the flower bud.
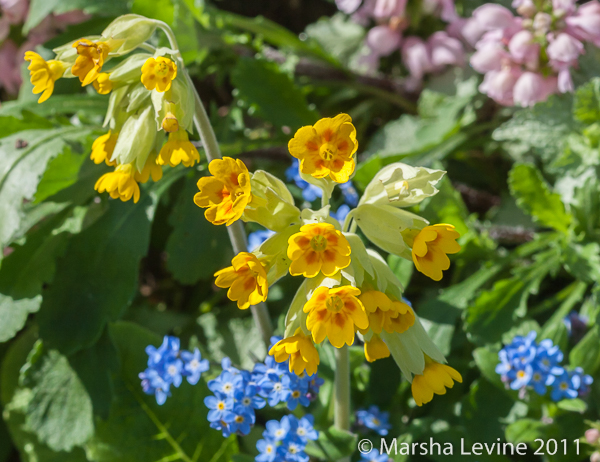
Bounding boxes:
[533,12,552,34]
[586,429,600,445]
[110,105,157,171]
[244,170,302,232]
[101,14,158,55]
[151,77,194,133]
[352,204,428,258]
[161,112,179,132]
[360,162,445,208]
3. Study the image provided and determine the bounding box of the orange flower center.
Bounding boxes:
[325,295,344,313]
[319,142,337,161]
[310,234,328,252]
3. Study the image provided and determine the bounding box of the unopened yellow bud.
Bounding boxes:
[93,73,113,94]
[162,112,179,132]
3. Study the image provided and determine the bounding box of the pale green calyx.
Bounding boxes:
[101,14,158,56]
[110,105,157,170]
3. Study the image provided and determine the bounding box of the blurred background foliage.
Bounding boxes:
[0,0,599,461]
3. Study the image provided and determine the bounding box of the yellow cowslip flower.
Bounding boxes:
[411,357,462,406]
[287,223,351,278]
[90,131,118,166]
[24,52,67,104]
[358,290,415,335]
[93,72,113,94]
[304,286,368,348]
[141,56,177,92]
[161,112,179,133]
[364,334,390,362]
[157,130,200,167]
[72,38,111,86]
[269,329,320,376]
[411,224,461,281]
[135,152,163,184]
[95,163,141,203]
[288,113,358,183]
[194,157,252,226]
[214,252,268,309]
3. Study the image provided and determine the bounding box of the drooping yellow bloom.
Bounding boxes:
[412,224,461,281]
[287,223,351,278]
[135,152,163,184]
[358,290,415,334]
[411,357,462,406]
[288,114,358,183]
[95,163,141,203]
[214,252,268,309]
[24,52,66,104]
[304,286,368,348]
[161,112,179,133]
[270,329,320,376]
[93,72,113,94]
[364,334,390,362]
[91,131,118,166]
[157,130,200,167]
[71,38,111,86]
[194,157,252,226]
[141,56,177,92]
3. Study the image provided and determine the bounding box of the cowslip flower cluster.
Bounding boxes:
[256,415,318,462]
[199,113,462,406]
[23,15,200,203]
[355,405,391,436]
[467,0,600,106]
[139,336,209,405]
[205,341,323,438]
[335,0,465,89]
[496,331,593,401]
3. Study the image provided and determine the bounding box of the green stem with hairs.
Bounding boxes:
[158,21,274,347]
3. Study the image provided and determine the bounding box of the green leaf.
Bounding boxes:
[305,426,358,460]
[197,312,267,371]
[569,325,600,374]
[166,175,232,284]
[493,94,579,161]
[556,398,588,413]
[24,0,128,33]
[563,242,600,283]
[34,148,88,204]
[305,13,365,66]
[231,57,318,129]
[461,379,515,443]
[0,296,40,343]
[38,196,156,355]
[131,0,174,22]
[573,78,600,124]
[473,345,504,388]
[508,163,572,232]
[387,254,413,289]
[0,95,108,118]
[18,342,94,451]
[367,356,401,407]
[0,111,54,139]
[505,419,555,445]
[86,321,238,462]
[0,126,93,249]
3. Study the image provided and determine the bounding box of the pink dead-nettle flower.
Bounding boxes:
[366,24,402,57]
[468,0,600,106]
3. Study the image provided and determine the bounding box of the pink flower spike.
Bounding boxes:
[367,25,402,57]
[429,31,465,68]
[508,30,540,68]
[513,72,557,107]
[479,67,522,106]
[557,67,574,93]
[472,4,516,31]
[402,36,433,81]
[547,32,584,64]
[470,42,506,73]
[566,2,600,46]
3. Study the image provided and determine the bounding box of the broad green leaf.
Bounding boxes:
[305,13,365,66]
[573,77,600,124]
[18,342,94,451]
[563,242,600,283]
[493,94,579,161]
[0,126,93,249]
[505,419,556,445]
[231,57,318,129]
[0,95,108,118]
[473,345,504,389]
[556,398,587,413]
[165,175,232,284]
[0,111,53,139]
[34,148,88,204]
[508,164,572,232]
[38,195,156,355]
[569,325,600,374]
[305,426,358,460]
[1,329,89,462]
[86,321,238,462]
[0,296,41,343]
[197,312,267,370]
[461,379,514,443]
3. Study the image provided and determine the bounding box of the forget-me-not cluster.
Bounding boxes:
[496,331,593,401]
[139,335,210,405]
[256,415,318,462]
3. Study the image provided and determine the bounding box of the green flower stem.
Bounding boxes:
[334,345,351,462]
[158,22,274,347]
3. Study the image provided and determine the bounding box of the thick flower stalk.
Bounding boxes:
[466,0,600,106]
[206,113,464,439]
